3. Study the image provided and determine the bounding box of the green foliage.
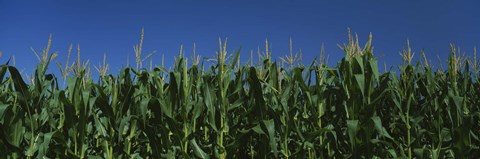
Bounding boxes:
[1,32,480,159]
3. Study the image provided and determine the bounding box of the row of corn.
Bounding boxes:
[0,31,479,158]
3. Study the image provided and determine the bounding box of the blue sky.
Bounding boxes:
[1,0,479,75]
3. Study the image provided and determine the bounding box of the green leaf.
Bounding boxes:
[354,74,365,97]
[190,139,210,159]
[0,103,9,120]
[262,119,278,157]
[371,116,393,139]
[347,120,359,150]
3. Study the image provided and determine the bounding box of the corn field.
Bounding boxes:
[1,31,480,159]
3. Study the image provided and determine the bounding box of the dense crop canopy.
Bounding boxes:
[0,32,479,158]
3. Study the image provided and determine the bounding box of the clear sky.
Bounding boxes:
[1,0,479,75]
